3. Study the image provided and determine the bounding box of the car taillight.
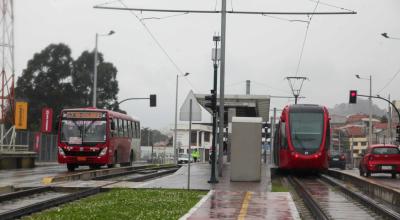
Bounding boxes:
[99,147,108,156]
[58,147,65,156]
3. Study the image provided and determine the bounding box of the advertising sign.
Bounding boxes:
[34,133,41,152]
[41,108,53,133]
[15,101,28,130]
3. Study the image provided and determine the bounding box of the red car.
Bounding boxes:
[359,144,400,178]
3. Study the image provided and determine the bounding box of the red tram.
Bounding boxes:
[273,104,330,171]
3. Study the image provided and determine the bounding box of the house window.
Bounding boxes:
[353,141,358,146]
[204,132,210,142]
[361,141,367,146]
[191,131,197,145]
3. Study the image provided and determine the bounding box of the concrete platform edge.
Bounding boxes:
[179,190,214,220]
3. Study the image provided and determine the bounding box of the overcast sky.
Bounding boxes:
[15,0,400,129]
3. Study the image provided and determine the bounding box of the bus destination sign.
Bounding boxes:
[65,111,103,119]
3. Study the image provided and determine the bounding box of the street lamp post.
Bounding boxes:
[174,72,190,164]
[93,30,115,108]
[355,74,373,146]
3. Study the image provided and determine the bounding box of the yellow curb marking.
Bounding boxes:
[238,191,253,220]
[41,177,54,185]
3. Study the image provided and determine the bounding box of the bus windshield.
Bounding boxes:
[290,112,323,151]
[60,119,107,144]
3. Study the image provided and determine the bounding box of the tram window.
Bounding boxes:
[280,122,287,149]
[326,123,331,151]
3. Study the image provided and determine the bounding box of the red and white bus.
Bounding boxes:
[57,108,141,171]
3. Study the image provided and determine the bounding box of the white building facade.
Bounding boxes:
[173,123,213,162]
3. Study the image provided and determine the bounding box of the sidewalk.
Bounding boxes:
[136,162,300,219]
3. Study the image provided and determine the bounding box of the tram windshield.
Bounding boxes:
[289,112,323,152]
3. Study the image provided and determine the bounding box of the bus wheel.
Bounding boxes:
[129,151,134,166]
[89,165,100,170]
[67,164,75,172]
[107,152,117,168]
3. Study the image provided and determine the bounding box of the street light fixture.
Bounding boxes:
[355,74,373,147]
[93,30,115,108]
[173,72,190,164]
[381,32,400,40]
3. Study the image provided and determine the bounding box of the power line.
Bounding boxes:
[377,67,400,94]
[262,14,309,23]
[116,0,198,91]
[308,0,354,12]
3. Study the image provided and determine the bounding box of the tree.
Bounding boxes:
[15,43,74,130]
[140,128,169,146]
[15,44,121,130]
[72,51,119,109]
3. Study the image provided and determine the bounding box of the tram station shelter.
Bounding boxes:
[194,93,271,160]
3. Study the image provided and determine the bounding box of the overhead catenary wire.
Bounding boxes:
[116,0,198,91]
[295,0,320,76]
[377,67,400,94]
[308,0,354,12]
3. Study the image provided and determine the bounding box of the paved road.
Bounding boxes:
[0,163,91,187]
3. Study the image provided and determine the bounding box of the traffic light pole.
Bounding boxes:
[208,36,219,184]
[357,94,400,143]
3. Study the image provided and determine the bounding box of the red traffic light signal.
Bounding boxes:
[349,90,357,104]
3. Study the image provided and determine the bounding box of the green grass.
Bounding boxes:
[271,179,289,192]
[23,189,207,220]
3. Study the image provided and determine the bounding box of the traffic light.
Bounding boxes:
[349,90,357,104]
[149,94,157,107]
[263,122,271,139]
[204,90,216,109]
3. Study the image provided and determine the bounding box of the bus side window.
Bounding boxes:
[280,122,287,149]
[113,119,118,137]
[123,120,127,137]
[126,121,130,138]
[118,119,122,137]
[130,121,136,138]
[135,122,140,138]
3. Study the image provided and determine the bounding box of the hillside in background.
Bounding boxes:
[329,98,387,117]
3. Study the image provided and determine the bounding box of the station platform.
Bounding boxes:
[0,151,36,169]
[330,168,400,192]
[178,163,300,220]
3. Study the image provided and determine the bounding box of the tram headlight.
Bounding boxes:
[58,147,65,156]
[99,147,108,157]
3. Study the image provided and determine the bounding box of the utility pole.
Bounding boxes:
[218,0,227,177]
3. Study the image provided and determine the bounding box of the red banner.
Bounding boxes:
[41,108,53,133]
[34,133,41,152]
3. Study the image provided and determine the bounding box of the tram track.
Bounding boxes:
[0,165,180,220]
[288,174,400,220]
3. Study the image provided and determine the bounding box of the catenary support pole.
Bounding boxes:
[218,0,226,177]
